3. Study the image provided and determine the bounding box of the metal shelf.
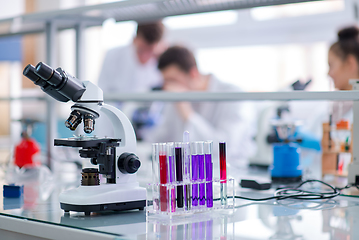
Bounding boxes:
[104,90,359,102]
[0,0,322,37]
[0,90,356,102]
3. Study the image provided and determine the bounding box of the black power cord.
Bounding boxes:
[234,179,357,201]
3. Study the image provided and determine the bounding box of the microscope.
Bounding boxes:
[23,62,146,215]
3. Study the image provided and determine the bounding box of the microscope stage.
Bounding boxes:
[54,137,121,148]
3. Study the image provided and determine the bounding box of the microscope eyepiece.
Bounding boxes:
[23,64,40,82]
[35,62,63,88]
[24,62,86,102]
[35,62,54,80]
[23,64,47,87]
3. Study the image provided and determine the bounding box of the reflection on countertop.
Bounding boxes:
[1,152,359,239]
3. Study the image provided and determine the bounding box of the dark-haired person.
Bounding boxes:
[328,26,359,122]
[145,46,255,162]
[98,21,165,93]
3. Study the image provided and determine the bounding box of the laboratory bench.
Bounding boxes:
[1,160,359,240]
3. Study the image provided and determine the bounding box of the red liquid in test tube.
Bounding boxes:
[159,143,168,212]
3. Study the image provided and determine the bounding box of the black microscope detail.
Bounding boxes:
[118,153,141,174]
[55,138,124,184]
[23,62,86,102]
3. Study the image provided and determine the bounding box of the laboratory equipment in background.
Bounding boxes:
[23,62,146,215]
[322,119,352,177]
[249,79,315,167]
[270,120,303,183]
[14,119,40,168]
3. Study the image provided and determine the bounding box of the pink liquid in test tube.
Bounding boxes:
[219,142,227,205]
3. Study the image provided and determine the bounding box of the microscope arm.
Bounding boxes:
[100,104,139,184]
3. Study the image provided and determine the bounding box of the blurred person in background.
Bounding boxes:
[328,26,359,122]
[98,21,165,93]
[97,21,166,139]
[145,46,255,163]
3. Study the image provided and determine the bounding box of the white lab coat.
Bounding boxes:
[95,44,162,138]
[144,75,255,164]
[98,44,162,93]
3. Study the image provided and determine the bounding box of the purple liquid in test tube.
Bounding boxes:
[204,141,213,208]
[197,141,205,206]
[167,142,176,212]
[191,142,198,206]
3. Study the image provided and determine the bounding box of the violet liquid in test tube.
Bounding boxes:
[219,142,227,205]
[204,141,213,208]
[158,143,168,212]
[167,142,176,212]
[191,142,199,206]
[175,142,184,208]
[197,141,205,206]
[152,143,160,211]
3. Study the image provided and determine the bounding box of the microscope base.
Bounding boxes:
[61,200,146,215]
[59,184,146,215]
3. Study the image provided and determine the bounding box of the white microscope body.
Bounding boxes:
[23,62,146,215]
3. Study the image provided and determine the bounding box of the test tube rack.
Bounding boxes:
[146,178,235,217]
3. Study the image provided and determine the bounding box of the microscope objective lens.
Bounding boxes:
[84,114,95,134]
[65,110,82,131]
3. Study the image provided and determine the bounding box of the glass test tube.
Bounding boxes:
[183,131,191,210]
[197,141,206,206]
[152,143,160,211]
[167,142,176,212]
[204,141,213,208]
[175,142,184,208]
[159,143,168,212]
[219,142,227,205]
[183,141,191,210]
[191,142,199,206]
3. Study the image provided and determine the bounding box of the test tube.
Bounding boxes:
[183,142,191,210]
[191,142,199,206]
[175,142,184,208]
[219,142,227,205]
[183,131,191,210]
[159,143,168,212]
[167,142,176,212]
[197,141,205,206]
[204,141,213,208]
[152,143,160,211]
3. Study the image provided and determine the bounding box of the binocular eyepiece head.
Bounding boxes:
[23,62,86,103]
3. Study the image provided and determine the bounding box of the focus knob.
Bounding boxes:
[118,153,141,174]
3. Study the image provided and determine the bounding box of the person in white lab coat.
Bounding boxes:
[98,21,165,93]
[96,22,165,138]
[328,26,359,122]
[145,46,255,162]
